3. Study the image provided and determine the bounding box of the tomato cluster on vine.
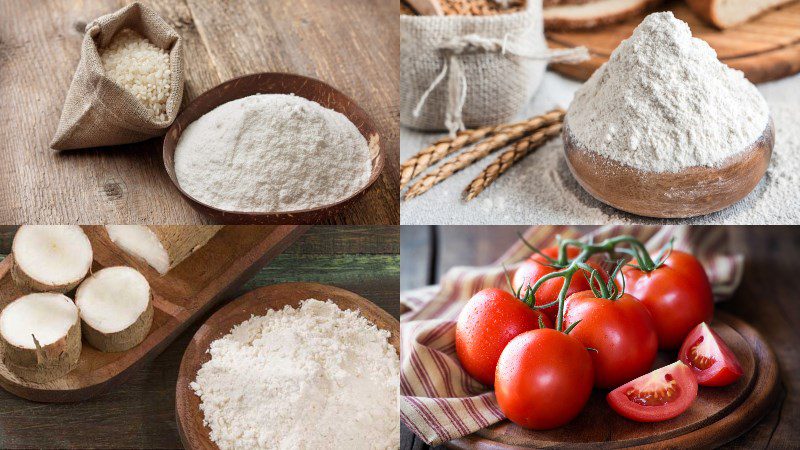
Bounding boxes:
[455,235,743,429]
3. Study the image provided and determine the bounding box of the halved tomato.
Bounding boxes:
[679,322,743,387]
[607,361,697,422]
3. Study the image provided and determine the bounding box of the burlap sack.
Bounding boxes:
[51,2,184,151]
[401,1,586,135]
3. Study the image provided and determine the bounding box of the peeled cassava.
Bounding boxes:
[75,266,153,352]
[11,225,93,293]
[0,293,82,383]
[105,225,221,274]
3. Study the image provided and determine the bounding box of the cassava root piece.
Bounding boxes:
[11,225,93,293]
[464,122,563,200]
[76,266,153,353]
[0,293,81,383]
[105,225,222,275]
[404,109,565,200]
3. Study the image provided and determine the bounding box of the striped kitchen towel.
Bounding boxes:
[400,225,745,446]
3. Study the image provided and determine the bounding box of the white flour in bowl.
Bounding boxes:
[566,12,769,173]
[190,299,399,450]
[174,94,372,213]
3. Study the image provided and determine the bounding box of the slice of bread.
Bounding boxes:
[543,0,600,7]
[544,0,662,30]
[686,0,797,29]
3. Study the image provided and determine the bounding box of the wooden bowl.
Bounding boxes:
[175,282,400,450]
[163,73,384,224]
[563,118,774,218]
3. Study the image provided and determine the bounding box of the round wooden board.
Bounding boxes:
[447,311,780,449]
[175,282,400,450]
[547,2,800,83]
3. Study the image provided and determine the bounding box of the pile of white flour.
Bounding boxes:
[190,299,399,450]
[174,94,372,212]
[566,12,769,173]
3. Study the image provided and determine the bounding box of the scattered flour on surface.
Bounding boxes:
[189,299,399,450]
[566,12,769,173]
[174,94,372,213]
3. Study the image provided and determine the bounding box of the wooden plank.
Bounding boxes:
[547,3,800,83]
[0,0,398,224]
[436,225,530,278]
[243,254,400,318]
[287,225,400,255]
[400,225,433,292]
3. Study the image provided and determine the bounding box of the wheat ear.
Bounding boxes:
[464,122,563,201]
[403,109,565,200]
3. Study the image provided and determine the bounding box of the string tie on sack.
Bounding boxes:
[412,34,589,136]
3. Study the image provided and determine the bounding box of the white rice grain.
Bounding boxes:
[100,29,171,122]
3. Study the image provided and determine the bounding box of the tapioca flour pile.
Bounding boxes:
[174,94,372,213]
[566,12,770,173]
[189,299,399,450]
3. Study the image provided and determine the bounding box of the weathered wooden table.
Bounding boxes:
[0,225,399,448]
[0,0,398,224]
[400,226,799,449]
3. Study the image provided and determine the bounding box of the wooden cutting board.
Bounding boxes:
[0,225,308,402]
[446,311,781,449]
[175,282,400,450]
[547,1,800,83]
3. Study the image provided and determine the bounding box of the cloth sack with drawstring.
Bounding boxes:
[400,1,586,136]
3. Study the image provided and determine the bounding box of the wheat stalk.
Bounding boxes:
[400,125,496,189]
[403,109,565,200]
[464,122,563,201]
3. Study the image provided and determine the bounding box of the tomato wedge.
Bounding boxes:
[607,361,697,422]
[679,322,743,387]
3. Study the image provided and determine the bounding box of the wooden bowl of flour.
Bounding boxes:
[175,282,399,450]
[163,73,384,225]
[563,118,774,218]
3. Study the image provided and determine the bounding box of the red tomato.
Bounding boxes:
[679,322,743,386]
[620,250,714,349]
[607,361,698,422]
[513,247,606,321]
[564,291,658,388]
[495,328,594,429]
[455,288,552,386]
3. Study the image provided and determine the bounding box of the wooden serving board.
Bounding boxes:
[175,282,400,450]
[446,311,781,449]
[547,1,800,83]
[0,225,308,402]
